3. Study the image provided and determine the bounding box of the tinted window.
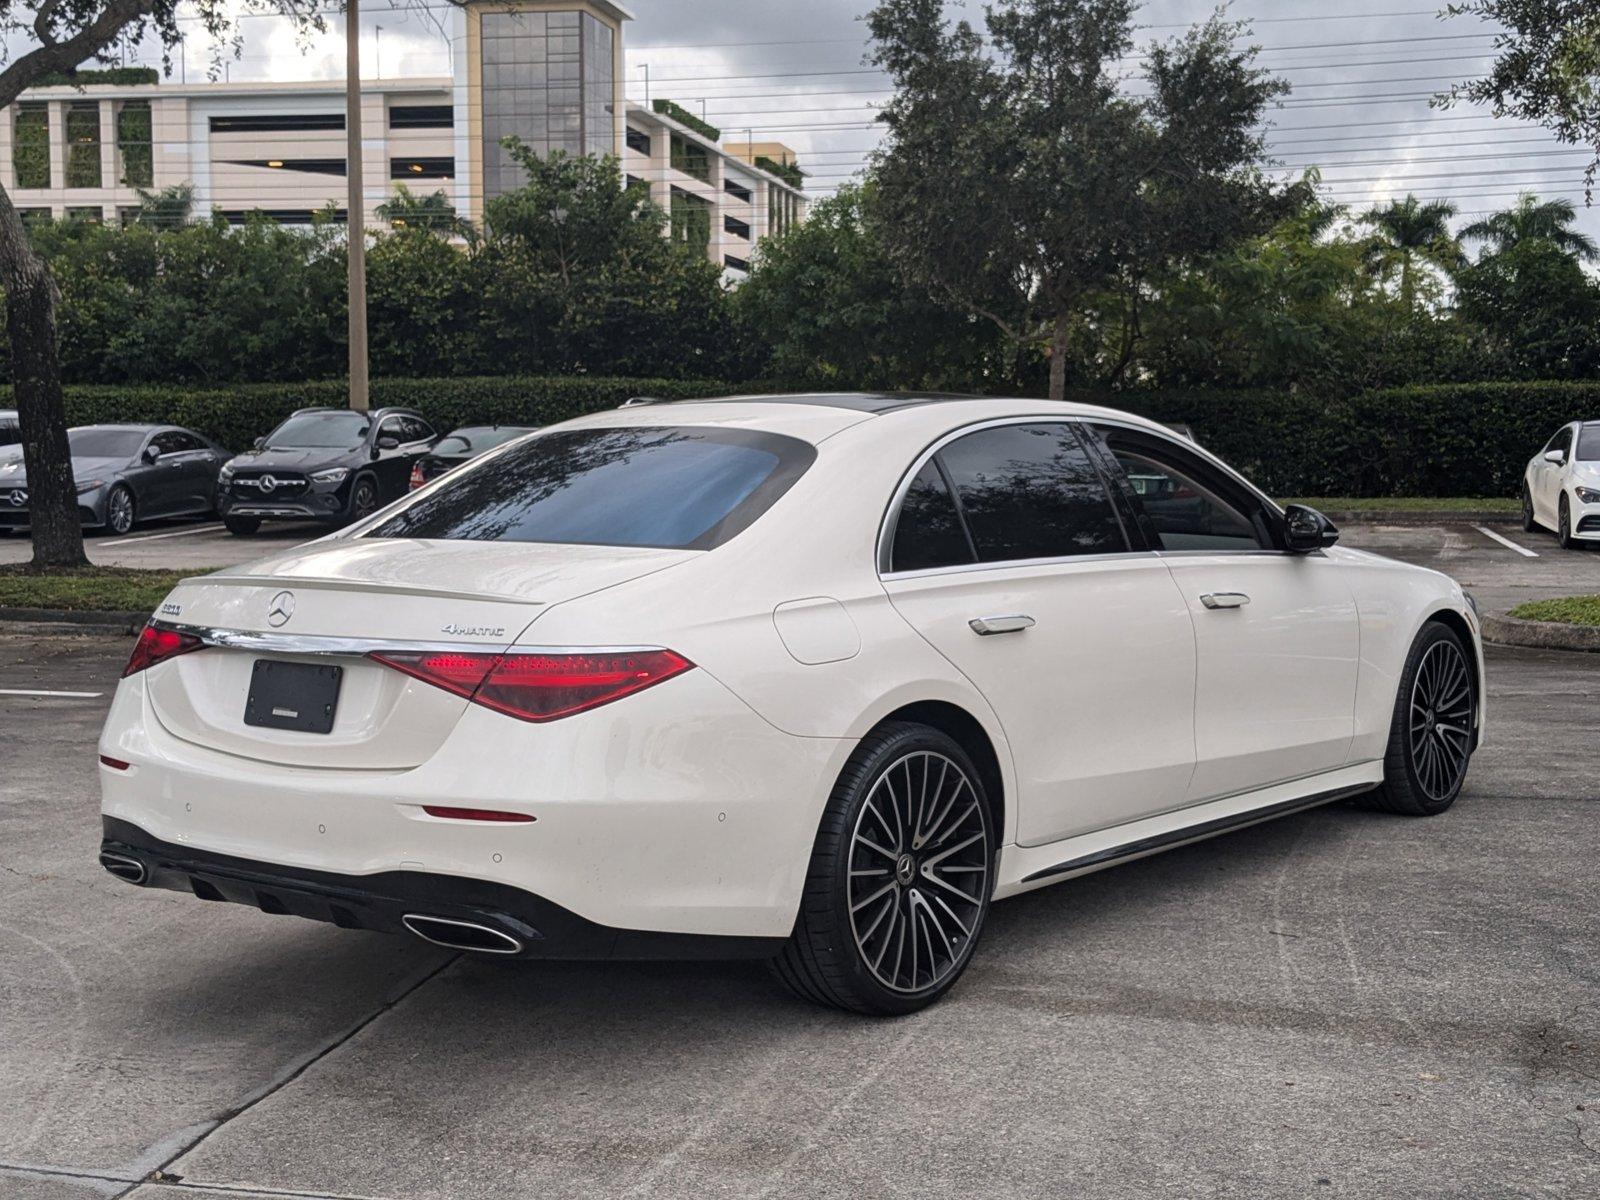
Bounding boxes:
[367,426,815,550]
[68,428,144,458]
[400,416,434,443]
[267,412,371,449]
[937,423,1125,563]
[891,461,973,572]
[1104,442,1261,552]
[1578,423,1600,461]
[1546,426,1573,454]
[433,435,474,456]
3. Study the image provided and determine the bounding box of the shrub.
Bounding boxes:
[651,98,721,142]
[33,376,745,451]
[1104,380,1600,497]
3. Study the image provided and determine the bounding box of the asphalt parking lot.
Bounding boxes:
[1,523,1597,1199]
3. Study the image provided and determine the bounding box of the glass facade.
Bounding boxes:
[480,9,616,202]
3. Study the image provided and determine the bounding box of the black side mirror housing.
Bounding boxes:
[1281,504,1339,553]
[252,437,266,451]
[376,434,401,452]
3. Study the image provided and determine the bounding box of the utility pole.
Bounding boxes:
[346,0,370,412]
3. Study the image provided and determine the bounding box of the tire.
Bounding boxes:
[104,485,135,536]
[1362,622,1476,817]
[1558,495,1578,550]
[348,476,380,523]
[223,514,261,536]
[772,721,996,1015]
[1521,485,1538,533]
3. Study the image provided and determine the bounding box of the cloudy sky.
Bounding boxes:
[96,1,1600,241]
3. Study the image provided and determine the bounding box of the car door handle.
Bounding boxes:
[1200,592,1250,610]
[969,614,1036,636]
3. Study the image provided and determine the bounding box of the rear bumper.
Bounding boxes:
[100,816,783,960]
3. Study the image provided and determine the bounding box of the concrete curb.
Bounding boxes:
[1316,510,1519,526]
[0,607,147,635]
[1482,612,1600,653]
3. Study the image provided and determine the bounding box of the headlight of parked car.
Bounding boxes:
[1575,486,1600,504]
[311,467,351,485]
[218,463,235,482]
[75,479,104,494]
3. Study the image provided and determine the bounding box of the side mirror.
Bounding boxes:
[142,445,161,464]
[1281,503,1339,553]
[252,437,266,451]
[1544,448,1567,465]
[376,434,401,451]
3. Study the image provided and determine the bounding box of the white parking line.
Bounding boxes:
[99,523,224,548]
[0,688,103,698]
[1475,526,1539,558]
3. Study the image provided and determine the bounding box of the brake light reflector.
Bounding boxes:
[409,463,427,491]
[123,625,204,677]
[423,806,536,823]
[369,648,693,722]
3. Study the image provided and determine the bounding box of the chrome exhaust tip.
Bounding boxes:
[99,851,147,885]
[401,913,524,955]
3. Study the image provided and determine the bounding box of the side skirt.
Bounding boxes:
[992,761,1383,900]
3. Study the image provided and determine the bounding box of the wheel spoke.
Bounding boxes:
[927,891,972,940]
[856,834,899,863]
[851,880,896,914]
[922,866,982,906]
[927,798,979,850]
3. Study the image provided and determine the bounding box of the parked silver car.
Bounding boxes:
[0,424,228,536]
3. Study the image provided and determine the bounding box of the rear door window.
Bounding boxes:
[890,461,975,572]
[935,423,1127,563]
[366,426,815,550]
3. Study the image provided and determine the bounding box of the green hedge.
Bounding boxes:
[43,376,742,452]
[1100,380,1600,498]
[651,98,721,142]
[12,376,1597,495]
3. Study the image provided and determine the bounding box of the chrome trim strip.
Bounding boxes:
[882,548,1163,582]
[147,620,662,659]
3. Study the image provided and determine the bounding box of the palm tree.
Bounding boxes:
[375,185,476,240]
[1461,193,1599,262]
[1358,195,1464,307]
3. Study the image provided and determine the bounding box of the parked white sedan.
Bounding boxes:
[98,395,1484,1014]
[1523,420,1600,548]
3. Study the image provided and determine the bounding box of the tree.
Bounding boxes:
[130,183,195,228]
[735,183,1022,391]
[1444,2,1600,195]
[1357,196,1464,308]
[1461,192,1599,259]
[865,0,1295,399]
[0,0,319,567]
[375,185,475,241]
[1456,237,1600,376]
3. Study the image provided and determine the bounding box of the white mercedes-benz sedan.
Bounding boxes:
[98,394,1484,1014]
[1522,419,1600,548]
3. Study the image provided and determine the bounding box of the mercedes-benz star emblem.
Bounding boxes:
[7,490,24,507]
[266,590,296,627]
[258,474,279,493]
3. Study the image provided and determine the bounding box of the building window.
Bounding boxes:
[724,177,752,202]
[66,101,102,189]
[19,207,52,228]
[724,215,750,240]
[116,100,153,188]
[209,114,344,133]
[218,208,348,226]
[625,125,650,155]
[13,103,50,189]
[389,104,453,129]
[479,9,616,203]
[724,254,750,272]
[768,186,799,237]
[625,173,647,192]
[65,205,104,223]
[390,157,455,180]
[224,158,346,176]
[117,206,143,227]
[669,186,711,252]
[669,133,711,183]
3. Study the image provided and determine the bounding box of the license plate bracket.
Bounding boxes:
[244,660,343,734]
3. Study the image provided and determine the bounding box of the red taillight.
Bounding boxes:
[422,805,536,823]
[99,754,130,771]
[369,648,693,722]
[123,625,204,677]
[409,463,427,490]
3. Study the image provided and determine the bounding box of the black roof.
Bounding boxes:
[637,392,982,415]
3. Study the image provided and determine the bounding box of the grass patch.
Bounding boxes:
[1282,496,1519,514]
[0,565,212,613]
[1509,596,1600,627]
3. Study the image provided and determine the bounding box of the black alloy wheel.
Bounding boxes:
[1521,485,1537,533]
[1364,623,1475,816]
[105,485,135,536]
[350,477,380,522]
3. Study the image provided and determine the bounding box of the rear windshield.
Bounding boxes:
[267,412,371,449]
[68,428,144,458]
[366,426,815,549]
[1578,423,1600,461]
